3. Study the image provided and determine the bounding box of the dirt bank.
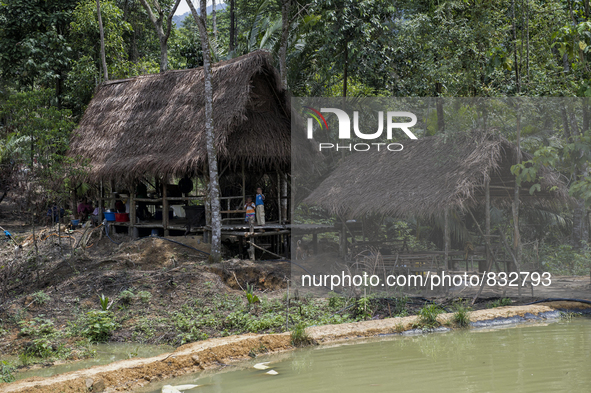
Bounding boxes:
[2,301,589,393]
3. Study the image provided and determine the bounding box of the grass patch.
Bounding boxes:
[452,301,471,328]
[414,304,444,329]
[291,322,313,347]
[488,298,512,308]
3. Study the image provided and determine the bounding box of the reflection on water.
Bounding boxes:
[138,318,591,393]
[15,343,172,380]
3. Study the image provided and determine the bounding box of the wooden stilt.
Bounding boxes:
[129,190,136,238]
[241,158,246,206]
[444,208,450,270]
[98,181,104,222]
[339,219,347,258]
[162,182,169,237]
[277,172,282,224]
[483,178,491,273]
[248,236,255,260]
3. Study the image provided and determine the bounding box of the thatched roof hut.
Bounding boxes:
[304,132,570,218]
[70,50,291,181]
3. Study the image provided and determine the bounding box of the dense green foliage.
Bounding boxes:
[0,0,590,267]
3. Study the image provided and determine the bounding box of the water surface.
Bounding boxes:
[138,318,591,393]
[15,343,172,380]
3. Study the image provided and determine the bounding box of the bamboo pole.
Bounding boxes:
[277,172,282,224]
[129,191,136,238]
[484,178,491,273]
[162,182,169,237]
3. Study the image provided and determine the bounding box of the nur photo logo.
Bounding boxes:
[303,107,418,151]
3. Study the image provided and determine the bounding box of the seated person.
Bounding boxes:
[90,203,104,226]
[115,199,126,213]
[77,198,93,221]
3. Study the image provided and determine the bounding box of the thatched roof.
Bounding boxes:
[304,132,570,218]
[70,51,291,181]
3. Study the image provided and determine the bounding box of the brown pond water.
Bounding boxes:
[137,317,591,393]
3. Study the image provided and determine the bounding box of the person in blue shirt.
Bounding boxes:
[255,187,265,225]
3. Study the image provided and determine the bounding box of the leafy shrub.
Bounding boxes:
[98,294,111,311]
[356,295,373,320]
[31,291,51,305]
[118,290,135,304]
[18,317,57,337]
[291,322,313,347]
[452,303,471,328]
[245,283,260,310]
[0,361,15,383]
[416,304,444,329]
[488,298,512,308]
[82,311,118,342]
[177,328,208,345]
[327,292,347,310]
[18,318,63,358]
[137,291,152,304]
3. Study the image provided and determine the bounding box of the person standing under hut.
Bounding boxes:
[255,187,265,226]
[244,197,256,232]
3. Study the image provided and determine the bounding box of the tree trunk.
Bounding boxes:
[187,0,222,262]
[159,37,168,72]
[485,178,491,272]
[279,0,290,89]
[96,0,108,81]
[343,43,348,97]
[573,99,590,248]
[511,0,520,93]
[229,0,235,51]
[436,82,444,132]
[212,0,217,41]
[512,102,522,271]
[139,0,181,72]
[444,208,450,270]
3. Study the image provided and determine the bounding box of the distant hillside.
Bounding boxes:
[173,3,227,27]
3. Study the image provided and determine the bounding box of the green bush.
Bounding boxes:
[18,317,57,337]
[0,361,15,383]
[82,311,118,342]
[18,317,64,358]
[452,303,471,328]
[118,290,135,304]
[137,291,152,304]
[31,291,51,305]
[488,298,512,308]
[416,304,444,329]
[291,322,313,347]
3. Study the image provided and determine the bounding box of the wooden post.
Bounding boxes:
[109,180,115,210]
[484,179,491,273]
[248,236,255,260]
[444,208,450,270]
[98,181,104,222]
[129,191,136,238]
[241,158,246,206]
[339,219,347,258]
[162,182,169,237]
[281,173,288,223]
[312,233,318,256]
[277,172,282,224]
